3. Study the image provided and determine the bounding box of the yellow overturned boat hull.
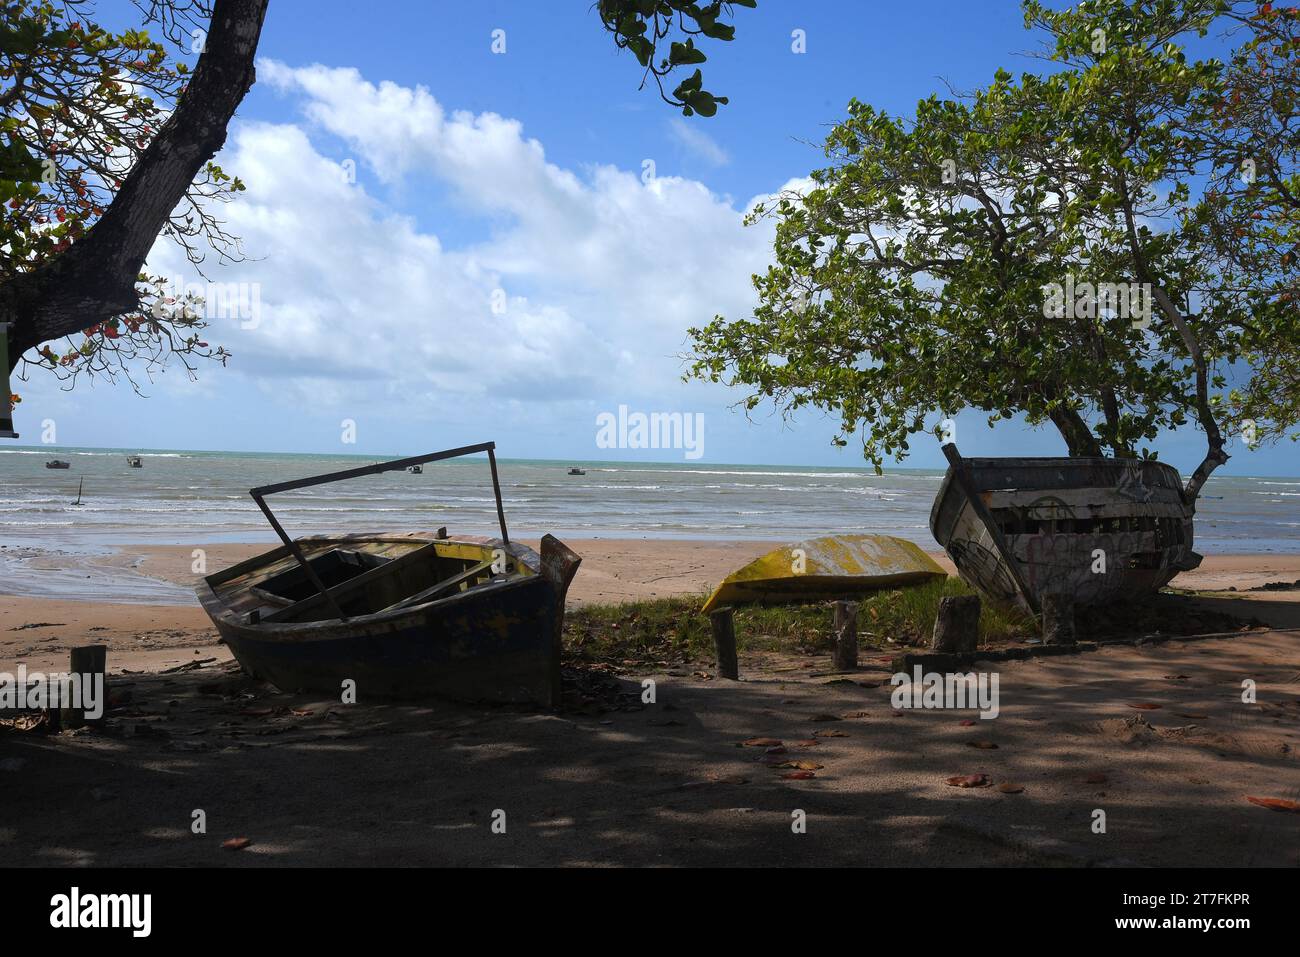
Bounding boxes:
[701,534,946,614]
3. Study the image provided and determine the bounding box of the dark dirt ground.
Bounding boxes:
[3,593,1298,868]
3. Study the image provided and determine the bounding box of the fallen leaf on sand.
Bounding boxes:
[1084,773,1109,784]
[809,714,842,722]
[1245,795,1300,813]
[1127,703,1162,710]
[704,773,750,786]
[782,770,817,780]
[741,737,783,747]
[793,739,820,748]
[946,774,991,788]
[996,782,1024,794]
[764,745,787,755]
[812,729,848,737]
[289,708,315,717]
[222,837,252,850]
[959,719,977,727]
[1175,713,1209,720]
[840,710,870,719]
[966,740,999,750]
[777,761,824,771]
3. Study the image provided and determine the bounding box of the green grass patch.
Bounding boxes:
[563,578,1035,669]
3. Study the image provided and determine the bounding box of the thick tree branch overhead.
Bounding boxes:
[3,0,270,370]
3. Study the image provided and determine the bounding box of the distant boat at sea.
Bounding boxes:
[45,459,70,469]
[567,467,586,476]
[407,464,422,474]
[126,455,143,468]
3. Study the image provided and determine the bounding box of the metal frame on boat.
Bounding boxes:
[196,442,580,706]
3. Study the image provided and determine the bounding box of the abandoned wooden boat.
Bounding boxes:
[45,459,70,469]
[930,444,1200,612]
[195,443,581,706]
[701,534,946,614]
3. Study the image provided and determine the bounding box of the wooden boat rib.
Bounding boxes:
[196,442,580,706]
[929,444,1201,612]
[701,534,946,614]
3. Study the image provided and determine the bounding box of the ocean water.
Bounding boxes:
[0,445,1297,553]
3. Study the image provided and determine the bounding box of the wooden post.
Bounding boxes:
[833,600,859,671]
[58,644,107,730]
[932,595,981,654]
[710,608,739,680]
[1041,593,1076,645]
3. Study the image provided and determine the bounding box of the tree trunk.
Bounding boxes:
[2,0,270,369]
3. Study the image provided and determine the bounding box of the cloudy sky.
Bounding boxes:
[14,1,1295,475]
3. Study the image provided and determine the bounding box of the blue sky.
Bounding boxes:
[11,1,1297,477]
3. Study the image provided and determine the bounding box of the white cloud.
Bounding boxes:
[668,117,730,166]
[144,60,787,425]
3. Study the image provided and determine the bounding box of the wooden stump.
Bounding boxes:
[58,644,107,730]
[931,595,981,654]
[710,608,739,680]
[1041,593,1076,645]
[833,600,859,671]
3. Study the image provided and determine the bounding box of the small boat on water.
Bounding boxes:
[567,467,586,476]
[45,459,70,469]
[930,444,1201,612]
[126,455,142,468]
[701,534,946,614]
[196,442,581,706]
[407,464,422,474]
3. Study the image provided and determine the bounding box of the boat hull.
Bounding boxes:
[701,534,946,613]
[208,575,559,704]
[197,533,580,706]
[929,456,1200,610]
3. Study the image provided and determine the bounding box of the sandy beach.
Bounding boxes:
[2,540,1299,867]
[3,540,1299,674]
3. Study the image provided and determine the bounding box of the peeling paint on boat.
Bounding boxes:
[700,534,946,613]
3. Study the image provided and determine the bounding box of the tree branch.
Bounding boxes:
[3,0,269,368]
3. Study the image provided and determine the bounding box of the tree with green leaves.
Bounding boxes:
[2,0,268,402]
[599,0,755,116]
[689,0,1298,505]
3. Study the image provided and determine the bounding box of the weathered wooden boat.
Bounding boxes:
[45,459,70,469]
[930,444,1200,612]
[196,442,581,706]
[700,534,946,614]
